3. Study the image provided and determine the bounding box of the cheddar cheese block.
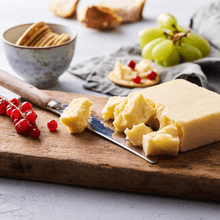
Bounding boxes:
[129,79,220,152]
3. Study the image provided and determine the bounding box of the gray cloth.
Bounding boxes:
[68,1,220,96]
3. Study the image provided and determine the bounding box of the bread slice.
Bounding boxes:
[77,5,122,29]
[49,0,79,18]
[97,0,146,23]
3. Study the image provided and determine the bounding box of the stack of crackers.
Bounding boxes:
[16,21,71,47]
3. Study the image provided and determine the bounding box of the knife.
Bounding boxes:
[0,69,158,164]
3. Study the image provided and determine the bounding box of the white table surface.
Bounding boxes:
[1,0,220,219]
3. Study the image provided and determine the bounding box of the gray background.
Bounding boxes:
[1,0,220,219]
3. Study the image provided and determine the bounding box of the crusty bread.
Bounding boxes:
[97,0,146,23]
[49,0,79,18]
[77,5,122,29]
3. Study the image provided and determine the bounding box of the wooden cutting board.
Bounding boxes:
[1,90,220,201]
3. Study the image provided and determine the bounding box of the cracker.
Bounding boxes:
[49,0,79,18]
[16,21,47,46]
[44,33,59,46]
[55,34,71,45]
[24,25,50,46]
[52,33,68,45]
[38,32,57,47]
[29,29,51,46]
[108,71,160,88]
[34,32,53,47]
[33,33,49,47]
[51,34,63,45]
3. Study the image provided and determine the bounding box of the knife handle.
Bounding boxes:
[0,69,53,109]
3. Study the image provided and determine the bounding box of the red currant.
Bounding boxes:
[0,101,7,114]
[10,98,19,107]
[148,71,157,80]
[16,119,30,132]
[47,120,58,132]
[133,75,141,84]
[128,60,136,70]
[26,110,37,123]
[20,101,33,113]
[14,117,22,125]
[31,128,41,139]
[15,123,23,134]
[6,106,15,117]
[3,100,9,107]
[11,109,21,121]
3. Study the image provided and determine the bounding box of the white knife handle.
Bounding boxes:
[0,69,53,109]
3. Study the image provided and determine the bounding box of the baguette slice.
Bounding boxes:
[49,0,79,18]
[97,0,146,23]
[77,5,122,29]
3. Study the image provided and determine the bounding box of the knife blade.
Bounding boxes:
[0,69,158,164]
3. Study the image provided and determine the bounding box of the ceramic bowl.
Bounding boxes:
[2,23,77,88]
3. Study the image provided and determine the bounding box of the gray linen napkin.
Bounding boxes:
[68,1,220,96]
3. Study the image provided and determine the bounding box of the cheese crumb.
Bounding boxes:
[102,96,126,120]
[60,97,93,133]
[113,93,154,132]
[143,125,179,156]
[125,123,153,146]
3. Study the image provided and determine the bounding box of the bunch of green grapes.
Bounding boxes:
[139,13,210,67]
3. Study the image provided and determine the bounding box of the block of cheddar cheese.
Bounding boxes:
[129,79,220,152]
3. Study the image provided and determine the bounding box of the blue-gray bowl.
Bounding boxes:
[2,23,77,88]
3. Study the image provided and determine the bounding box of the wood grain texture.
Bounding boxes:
[1,90,220,201]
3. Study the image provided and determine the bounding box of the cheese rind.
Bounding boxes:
[60,97,93,133]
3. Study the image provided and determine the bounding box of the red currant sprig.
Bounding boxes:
[0,97,40,139]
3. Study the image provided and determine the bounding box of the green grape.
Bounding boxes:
[157,13,178,30]
[176,43,203,62]
[180,33,210,57]
[142,37,166,60]
[154,59,164,66]
[138,27,166,48]
[152,39,180,67]
[176,25,187,33]
[166,29,175,36]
